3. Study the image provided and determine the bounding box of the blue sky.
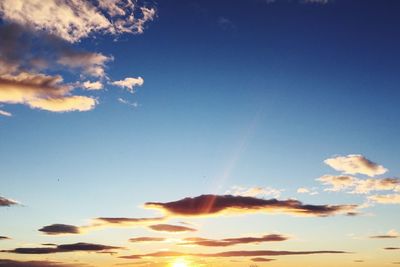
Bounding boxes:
[1,1,400,266]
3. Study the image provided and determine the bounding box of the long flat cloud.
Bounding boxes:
[179,234,288,247]
[0,259,81,267]
[148,224,196,233]
[39,224,81,235]
[121,249,347,259]
[145,194,358,217]
[1,242,121,254]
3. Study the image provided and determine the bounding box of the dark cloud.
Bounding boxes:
[1,242,121,254]
[94,217,164,225]
[148,224,196,233]
[370,235,399,239]
[251,257,275,262]
[145,194,357,217]
[0,196,18,207]
[385,247,400,250]
[180,234,288,247]
[121,249,347,259]
[39,224,80,235]
[0,236,10,240]
[129,237,166,243]
[0,259,80,267]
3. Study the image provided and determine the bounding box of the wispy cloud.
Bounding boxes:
[0,259,82,267]
[368,194,400,204]
[179,233,288,247]
[226,186,282,198]
[370,229,399,239]
[0,196,18,207]
[145,194,358,217]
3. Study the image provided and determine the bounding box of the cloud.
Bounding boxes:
[0,109,11,117]
[129,237,166,243]
[179,234,288,247]
[226,186,282,198]
[39,224,81,235]
[148,224,197,233]
[297,187,319,195]
[0,72,96,112]
[112,77,144,92]
[368,194,400,204]
[82,81,103,90]
[57,52,112,78]
[0,0,156,43]
[118,98,139,108]
[145,194,358,217]
[251,257,275,262]
[92,216,164,227]
[370,230,399,239]
[1,242,121,254]
[121,249,347,259]
[385,247,400,250]
[0,259,80,267]
[0,237,10,240]
[0,196,18,207]
[324,155,387,177]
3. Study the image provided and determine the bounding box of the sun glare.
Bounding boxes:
[172,258,189,267]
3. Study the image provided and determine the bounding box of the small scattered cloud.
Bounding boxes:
[324,155,387,177]
[58,52,112,78]
[0,237,10,240]
[297,187,319,195]
[0,196,18,207]
[370,230,399,239]
[82,81,103,90]
[0,109,11,117]
[145,194,358,217]
[148,224,197,233]
[179,233,288,247]
[112,77,144,93]
[129,237,166,243]
[1,242,121,254]
[39,224,81,235]
[118,98,139,108]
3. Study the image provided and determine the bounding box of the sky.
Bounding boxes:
[0,0,400,266]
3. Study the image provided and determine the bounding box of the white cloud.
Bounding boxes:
[297,187,319,195]
[226,186,283,198]
[82,81,103,90]
[324,154,387,177]
[0,109,12,117]
[118,98,139,108]
[0,0,156,43]
[112,77,144,92]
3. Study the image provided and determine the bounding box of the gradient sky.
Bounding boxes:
[1,0,400,266]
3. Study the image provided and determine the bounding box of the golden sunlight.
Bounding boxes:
[171,258,189,267]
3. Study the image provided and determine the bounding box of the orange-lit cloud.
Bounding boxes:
[0,72,96,112]
[112,77,144,93]
[148,224,197,233]
[324,154,387,177]
[145,194,358,217]
[368,194,400,204]
[251,257,275,262]
[179,234,288,247]
[129,237,166,243]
